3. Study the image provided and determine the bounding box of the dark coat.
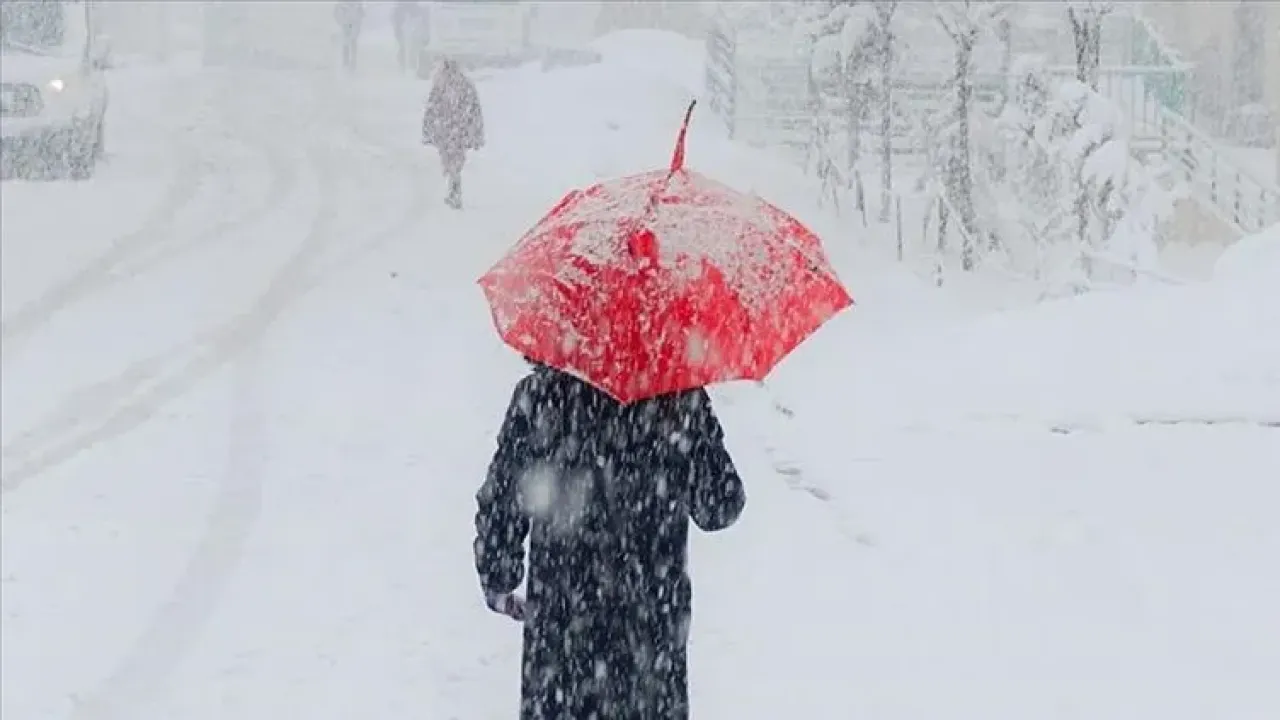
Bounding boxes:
[422,65,484,158]
[474,367,746,720]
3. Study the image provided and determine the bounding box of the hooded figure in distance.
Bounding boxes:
[422,58,484,209]
[474,362,746,719]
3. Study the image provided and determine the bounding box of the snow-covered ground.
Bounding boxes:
[2,30,1277,720]
[756,222,1280,718]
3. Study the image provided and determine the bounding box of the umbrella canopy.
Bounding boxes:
[479,101,853,403]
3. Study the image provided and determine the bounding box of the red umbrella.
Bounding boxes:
[478,100,853,404]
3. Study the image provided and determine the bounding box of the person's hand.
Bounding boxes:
[484,591,526,622]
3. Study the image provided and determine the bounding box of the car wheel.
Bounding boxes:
[66,128,96,180]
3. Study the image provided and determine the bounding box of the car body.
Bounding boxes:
[418,1,532,72]
[1,0,110,180]
[416,2,603,74]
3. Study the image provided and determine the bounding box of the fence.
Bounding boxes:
[703,20,814,147]
[798,69,1277,244]
[709,5,1274,295]
[793,88,1215,293]
[1127,9,1190,115]
[1156,107,1280,235]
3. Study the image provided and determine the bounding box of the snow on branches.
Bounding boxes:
[930,0,1009,267]
[797,1,877,84]
[1064,0,1116,89]
[991,57,1179,293]
[795,1,903,220]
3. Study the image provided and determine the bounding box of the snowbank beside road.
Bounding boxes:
[776,223,1280,431]
[757,224,1280,719]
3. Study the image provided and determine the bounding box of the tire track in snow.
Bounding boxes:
[0,326,223,461]
[0,93,303,478]
[0,66,424,493]
[0,139,291,488]
[103,70,304,287]
[0,122,432,494]
[67,328,269,720]
[0,136,206,358]
[0,129,299,363]
[105,131,299,287]
[64,99,438,719]
[60,142,342,718]
[0,144,334,494]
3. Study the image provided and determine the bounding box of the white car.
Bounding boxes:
[1,0,110,180]
[419,1,531,72]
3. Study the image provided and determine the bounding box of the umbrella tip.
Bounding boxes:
[669,99,696,173]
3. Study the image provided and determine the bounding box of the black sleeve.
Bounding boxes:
[686,391,746,532]
[473,379,534,596]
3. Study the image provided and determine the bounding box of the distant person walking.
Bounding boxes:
[334,0,364,72]
[392,0,421,74]
[422,59,484,209]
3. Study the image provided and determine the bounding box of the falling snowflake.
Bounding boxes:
[684,330,709,366]
[519,463,558,516]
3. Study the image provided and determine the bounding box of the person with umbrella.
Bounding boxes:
[473,102,854,719]
[475,356,746,718]
[422,58,484,209]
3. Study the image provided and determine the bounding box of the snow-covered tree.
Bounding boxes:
[870,1,899,222]
[797,0,906,225]
[1062,0,1114,282]
[799,1,877,213]
[1065,0,1113,91]
[991,59,1179,294]
[1065,81,1177,282]
[932,0,1007,269]
[993,7,1014,114]
[992,57,1081,283]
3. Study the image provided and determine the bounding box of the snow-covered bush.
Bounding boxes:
[986,58,1180,295]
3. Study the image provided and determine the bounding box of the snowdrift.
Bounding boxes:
[779,223,1280,430]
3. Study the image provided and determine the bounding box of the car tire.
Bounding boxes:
[66,128,96,181]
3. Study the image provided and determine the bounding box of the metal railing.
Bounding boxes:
[1155,106,1280,236]
[805,66,1278,239]
[706,8,1275,241]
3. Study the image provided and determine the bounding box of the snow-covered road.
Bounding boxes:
[3,32,1277,720]
[1,62,456,718]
